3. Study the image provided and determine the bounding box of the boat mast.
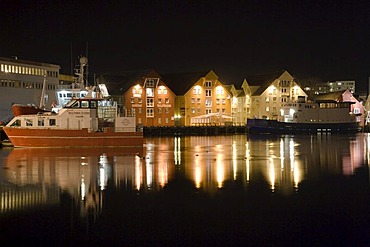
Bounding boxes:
[39,75,47,109]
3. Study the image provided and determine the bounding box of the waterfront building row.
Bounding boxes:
[0,56,365,127]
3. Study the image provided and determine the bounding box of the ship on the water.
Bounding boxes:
[247,98,361,134]
[3,97,143,148]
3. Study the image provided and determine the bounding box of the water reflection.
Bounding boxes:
[0,134,369,218]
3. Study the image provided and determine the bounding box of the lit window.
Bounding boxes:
[158,89,162,94]
[266,106,270,111]
[266,97,269,102]
[191,108,195,114]
[163,88,167,94]
[146,88,154,97]
[216,99,220,104]
[206,99,212,107]
[222,99,225,105]
[216,87,224,95]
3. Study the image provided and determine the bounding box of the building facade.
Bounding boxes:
[99,70,176,127]
[0,57,60,122]
[162,71,233,126]
[245,71,308,120]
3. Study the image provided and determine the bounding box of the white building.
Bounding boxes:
[328,80,355,93]
[0,57,60,122]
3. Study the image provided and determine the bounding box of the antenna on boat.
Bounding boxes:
[39,75,47,109]
[75,56,88,89]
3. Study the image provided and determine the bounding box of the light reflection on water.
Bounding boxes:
[0,133,369,244]
[1,134,369,211]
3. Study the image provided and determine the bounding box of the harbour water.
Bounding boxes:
[0,134,370,246]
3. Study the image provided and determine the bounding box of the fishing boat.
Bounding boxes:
[247,99,361,134]
[3,97,143,148]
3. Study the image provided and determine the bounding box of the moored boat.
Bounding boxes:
[3,98,143,148]
[11,104,50,117]
[247,100,361,134]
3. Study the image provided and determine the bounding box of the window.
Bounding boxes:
[146,88,154,97]
[222,99,225,105]
[146,108,154,117]
[206,89,212,97]
[191,98,195,104]
[131,98,134,103]
[138,108,142,114]
[216,87,224,95]
[197,98,201,104]
[206,99,212,107]
[191,108,195,114]
[158,118,162,124]
[26,119,33,126]
[147,98,154,107]
[266,106,270,111]
[158,108,162,114]
[197,108,201,113]
[138,118,142,124]
[205,81,212,87]
[163,88,167,94]
[146,78,158,87]
[206,109,211,114]
[354,108,360,114]
[158,89,162,95]
[216,99,220,105]
[273,97,277,102]
[49,119,56,126]
[266,97,269,102]
[222,108,225,113]
[193,87,201,95]
[158,98,162,104]
[38,119,44,126]
[138,98,142,104]
[165,98,169,104]
[165,118,169,124]
[165,108,169,114]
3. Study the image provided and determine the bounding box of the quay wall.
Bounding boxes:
[143,126,247,136]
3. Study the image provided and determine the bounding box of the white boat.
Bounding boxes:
[4,97,143,148]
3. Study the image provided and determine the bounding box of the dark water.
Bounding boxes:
[0,134,370,246]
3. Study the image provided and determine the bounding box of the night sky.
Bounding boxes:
[1,1,370,92]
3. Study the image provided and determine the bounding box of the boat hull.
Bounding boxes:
[3,127,143,148]
[12,104,49,117]
[246,118,360,134]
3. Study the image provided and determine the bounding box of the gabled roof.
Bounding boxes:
[97,69,157,95]
[160,71,211,95]
[245,70,286,96]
